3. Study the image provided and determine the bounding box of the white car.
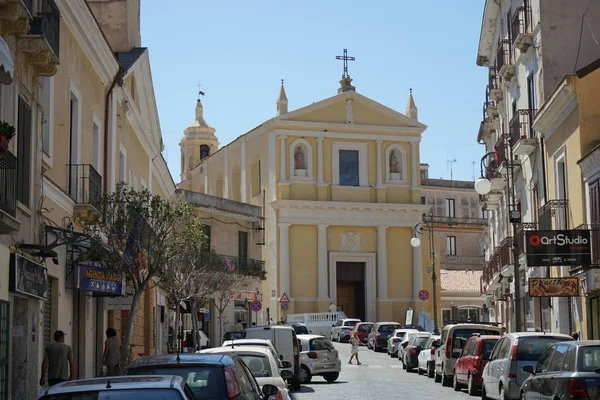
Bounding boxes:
[200,345,292,400]
[330,318,361,342]
[387,328,420,357]
[397,332,420,362]
[417,335,441,377]
[297,334,341,384]
[219,338,283,366]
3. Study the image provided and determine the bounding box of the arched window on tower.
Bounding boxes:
[200,145,210,160]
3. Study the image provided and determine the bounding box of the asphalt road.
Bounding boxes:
[292,341,475,400]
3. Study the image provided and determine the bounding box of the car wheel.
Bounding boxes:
[468,373,478,396]
[442,369,452,387]
[323,372,339,383]
[406,361,413,373]
[298,365,312,384]
[402,357,406,370]
[481,385,488,400]
[427,362,435,378]
[500,385,508,400]
[435,371,442,383]
[453,371,462,391]
[418,365,424,375]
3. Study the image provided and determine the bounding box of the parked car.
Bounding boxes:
[402,332,432,372]
[480,332,574,400]
[351,322,374,344]
[330,318,361,342]
[297,335,341,384]
[124,353,279,399]
[200,345,293,400]
[367,322,402,352]
[39,375,197,400]
[435,323,503,386]
[520,340,600,400]
[244,325,301,390]
[398,332,420,363]
[220,339,283,367]
[387,328,420,358]
[452,334,500,395]
[291,323,310,335]
[223,331,244,344]
[417,335,441,378]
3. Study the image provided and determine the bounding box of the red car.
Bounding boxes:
[452,334,500,395]
[351,322,373,344]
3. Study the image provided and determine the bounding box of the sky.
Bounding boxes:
[140,1,488,183]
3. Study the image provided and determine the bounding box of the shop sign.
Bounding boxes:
[231,291,257,301]
[525,230,591,266]
[75,264,125,296]
[104,286,135,310]
[9,253,48,300]
[529,278,579,297]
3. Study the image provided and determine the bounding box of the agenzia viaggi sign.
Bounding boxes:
[525,230,591,267]
[75,264,125,296]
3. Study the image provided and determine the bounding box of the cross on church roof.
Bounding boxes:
[335,49,355,79]
[197,83,205,98]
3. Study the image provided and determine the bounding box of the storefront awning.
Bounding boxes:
[0,36,14,85]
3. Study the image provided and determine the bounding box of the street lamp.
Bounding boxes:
[475,140,523,332]
[411,215,438,334]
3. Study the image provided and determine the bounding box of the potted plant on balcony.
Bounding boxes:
[0,121,16,153]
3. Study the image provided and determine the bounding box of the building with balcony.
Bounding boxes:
[532,57,600,340]
[476,0,600,334]
[178,78,437,325]
[419,165,487,323]
[0,1,173,398]
[176,189,265,342]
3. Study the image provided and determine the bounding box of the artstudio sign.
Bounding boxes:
[525,230,591,267]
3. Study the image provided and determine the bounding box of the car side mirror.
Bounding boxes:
[481,354,490,361]
[280,370,293,380]
[262,384,279,397]
[281,361,292,368]
[522,365,535,375]
[280,354,284,361]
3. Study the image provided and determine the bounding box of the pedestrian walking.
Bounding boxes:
[277,317,285,325]
[102,328,121,376]
[329,302,337,321]
[40,330,74,387]
[185,331,194,353]
[233,319,244,332]
[348,331,362,365]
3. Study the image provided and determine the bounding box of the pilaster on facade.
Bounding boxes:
[411,142,418,188]
[376,140,383,187]
[279,222,291,299]
[317,224,329,299]
[240,139,247,202]
[377,226,388,299]
[223,148,229,199]
[317,136,324,184]
[279,135,287,184]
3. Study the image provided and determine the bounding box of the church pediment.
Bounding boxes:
[276,91,426,131]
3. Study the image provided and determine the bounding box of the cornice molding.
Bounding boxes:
[42,176,75,214]
[56,0,119,85]
[272,128,421,143]
[476,0,500,66]
[273,119,424,136]
[532,78,578,138]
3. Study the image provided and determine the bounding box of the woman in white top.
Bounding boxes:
[348,331,362,365]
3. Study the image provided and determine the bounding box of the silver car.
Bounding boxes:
[387,328,420,358]
[330,318,361,342]
[297,334,341,383]
[481,332,574,400]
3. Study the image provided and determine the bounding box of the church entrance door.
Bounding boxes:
[336,262,365,321]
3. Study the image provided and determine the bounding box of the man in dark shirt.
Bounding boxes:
[40,330,74,387]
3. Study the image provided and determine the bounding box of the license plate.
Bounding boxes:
[324,363,334,369]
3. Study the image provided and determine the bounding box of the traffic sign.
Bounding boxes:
[250,300,262,312]
[280,292,289,303]
[281,302,289,311]
[418,290,430,301]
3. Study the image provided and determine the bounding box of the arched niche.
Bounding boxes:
[385,144,408,183]
[289,138,313,180]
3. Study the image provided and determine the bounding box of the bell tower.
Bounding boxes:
[179,98,218,181]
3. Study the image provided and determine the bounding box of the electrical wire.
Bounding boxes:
[574,0,594,71]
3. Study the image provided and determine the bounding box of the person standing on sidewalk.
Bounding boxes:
[102,328,121,376]
[40,330,74,387]
[329,302,337,321]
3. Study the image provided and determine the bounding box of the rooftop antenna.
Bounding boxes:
[472,161,476,182]
[447,158,458,181]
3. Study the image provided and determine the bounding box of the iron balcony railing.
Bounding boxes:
[204,253,266,280]
[483,86,497,119]
[515,222,538,255]
[429,215,488,225]
[510,109,537,142]
[484,134,507,180]
[574,223,600,266]
[499,236,513,268]
[489,67,501,90]
[539,200,569,230]
[496,39,513,71]
[511,3,533,46]
[68,164,102,213]
[29,0,60,59]
[0,151,17,217]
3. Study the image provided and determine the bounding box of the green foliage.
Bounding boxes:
[0,121,16,140]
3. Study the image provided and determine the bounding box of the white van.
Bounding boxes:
[243,325,301,390]
[435,323,502,386]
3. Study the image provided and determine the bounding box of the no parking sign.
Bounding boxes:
[250,300,262,312]
[418,290,429,301]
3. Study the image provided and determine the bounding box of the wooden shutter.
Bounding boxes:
[16,97,32,206]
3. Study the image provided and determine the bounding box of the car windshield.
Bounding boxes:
[358,325,372,332]
[452,329,499,352]
[415,336,430,347]
[344,321,359,327]
[578,346,600,372]
[240,354,272,378]
[481,339,498,357]
[224,332,243,340]
[310,338,335,351]
[395,332,406,338]
[41,389,184,400]
[379,325,401,334]
[126,366,226,400]
[517,337,571,361]
[293,325,309,334]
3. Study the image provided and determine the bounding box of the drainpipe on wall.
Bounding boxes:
[103,67,126,194]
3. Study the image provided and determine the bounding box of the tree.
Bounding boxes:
[79,184,205,369]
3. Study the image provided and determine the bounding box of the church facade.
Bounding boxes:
[178,77,438,324]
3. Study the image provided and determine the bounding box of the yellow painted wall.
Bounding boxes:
[289,225,318,298]
[577,69,600,157]
[387,228,414,298]
[326,226,377,253]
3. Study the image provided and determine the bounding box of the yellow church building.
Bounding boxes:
[178,74,438,324]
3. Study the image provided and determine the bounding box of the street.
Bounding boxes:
[292,342,469,400]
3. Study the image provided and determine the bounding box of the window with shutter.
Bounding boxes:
[16,97,32,206]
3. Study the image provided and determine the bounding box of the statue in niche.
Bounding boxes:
[390,150,400,174]
[295,145,305,170]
